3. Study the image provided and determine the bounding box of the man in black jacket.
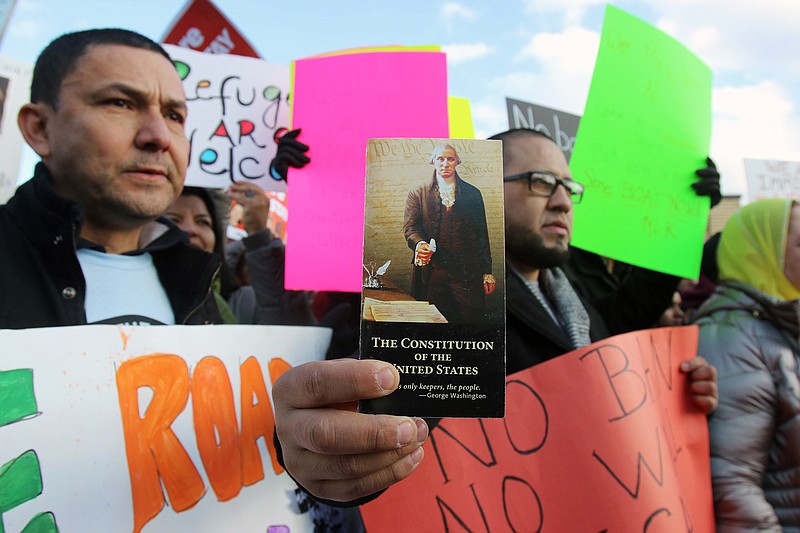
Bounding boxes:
[490,128,717,407]
[0,28,222,327]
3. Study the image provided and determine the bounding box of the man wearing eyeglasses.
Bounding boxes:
[488,128,718,414]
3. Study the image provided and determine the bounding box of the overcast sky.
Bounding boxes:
[2,0,798,198]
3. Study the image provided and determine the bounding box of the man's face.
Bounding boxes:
[503,135,574,270]
[433,148,458,180]
[38,44,189,230]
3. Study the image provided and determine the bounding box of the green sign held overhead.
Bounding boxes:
[570,5,712,280]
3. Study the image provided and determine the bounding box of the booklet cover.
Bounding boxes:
[359,138,506,418]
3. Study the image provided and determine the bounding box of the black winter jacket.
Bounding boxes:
[506,268,610,374]
[0,164,223,328]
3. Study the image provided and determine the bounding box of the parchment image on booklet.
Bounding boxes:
[359,138,506,418]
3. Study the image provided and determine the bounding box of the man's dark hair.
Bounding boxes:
[488,128,556,170]
[31,28,172,108]
[488,128,555,143]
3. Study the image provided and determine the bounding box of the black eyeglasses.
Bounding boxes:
[503,171,585,204]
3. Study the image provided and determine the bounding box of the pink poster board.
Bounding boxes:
[286,51,449,291]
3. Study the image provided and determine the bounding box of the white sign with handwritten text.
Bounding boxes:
[744,158,800,202]
[0,325,330,532]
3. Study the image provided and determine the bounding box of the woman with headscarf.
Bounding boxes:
[693,198,800,531]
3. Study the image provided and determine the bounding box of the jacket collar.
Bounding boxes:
[697,281,800,340]
[11,163,189,255]
[507,267,574,351]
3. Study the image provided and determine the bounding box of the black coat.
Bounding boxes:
[506,269,610,374]
[0,164,222,328]
[563,246,679,335]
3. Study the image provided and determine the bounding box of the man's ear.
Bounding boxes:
[17,103,52,159]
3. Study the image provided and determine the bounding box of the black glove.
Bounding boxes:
[269,128,310,182]
[692,157,722,208]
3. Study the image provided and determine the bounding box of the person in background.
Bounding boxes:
[156,185,237,323]
[680,232,721,324]
[693,198,800,531]
[657,289,686,327]
[224,180,315,325]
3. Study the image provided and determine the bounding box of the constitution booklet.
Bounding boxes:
[359,138,506,418]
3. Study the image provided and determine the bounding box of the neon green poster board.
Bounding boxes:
[570,5,712,279]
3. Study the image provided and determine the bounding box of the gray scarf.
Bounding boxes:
[539,267,593,349]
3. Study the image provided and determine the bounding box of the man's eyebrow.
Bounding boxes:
[97,82,187,110]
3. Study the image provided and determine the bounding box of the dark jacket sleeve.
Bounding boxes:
[403,186,429,252]
[230,230,314,325]
[592,267,679,334]
[564,247,678,334]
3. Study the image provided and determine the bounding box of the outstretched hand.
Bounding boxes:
[272,358,428,503]
[269,128,310,181]
[680,356,718,414]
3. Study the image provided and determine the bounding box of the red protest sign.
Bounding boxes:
[161,0,260,58]
[361,326,714,532]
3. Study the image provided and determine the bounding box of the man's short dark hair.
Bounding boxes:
[488,127,555,144]
[31,28,172,108]
[489,128,557,171]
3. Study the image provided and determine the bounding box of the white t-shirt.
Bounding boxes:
[77,249,175,325]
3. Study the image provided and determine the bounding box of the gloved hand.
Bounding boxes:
[269,128,310,181]
[693,157,722,208]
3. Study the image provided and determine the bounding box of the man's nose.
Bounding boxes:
[135,108,172,152]
[548,182,573,211]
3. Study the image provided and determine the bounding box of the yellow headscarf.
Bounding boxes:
[717,198,800,301]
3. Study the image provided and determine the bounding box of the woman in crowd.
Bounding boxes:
[693,198,800,531]
[163,182,314,326]
[163,185,238,323]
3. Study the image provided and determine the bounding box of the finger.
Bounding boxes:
[688,365,716,383]
[229,181,262,194]
[695,168,719,178]
[286,417,428,474]
[273,358,399,410]
[280,138,311,154]
[280,150,311,167]
[679,356,709,373]
[300,446,425,502]
[689,391,718,414]
[282,128,302,140]
[688,379,717,397]
[281,407,427,456]
[692,181,719,194]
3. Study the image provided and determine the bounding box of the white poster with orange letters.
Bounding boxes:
[0,325,331,532]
